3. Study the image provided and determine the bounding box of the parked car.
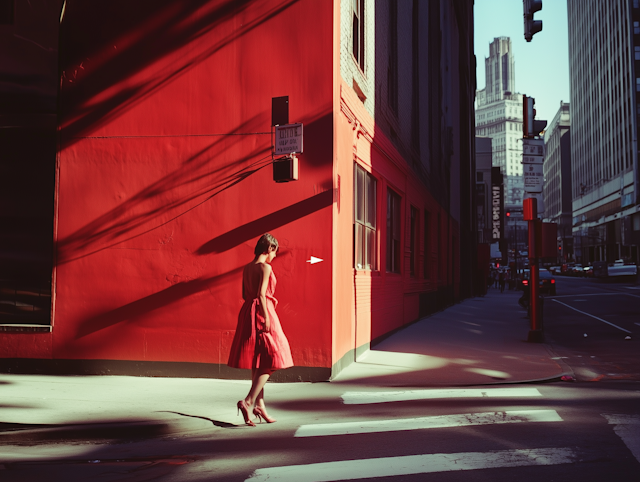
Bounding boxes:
[570,264,584,276]
[583,266,594,277]
[519,269,556,295]
[548,266,561,275]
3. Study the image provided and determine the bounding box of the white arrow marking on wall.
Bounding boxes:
[306,256,323,264]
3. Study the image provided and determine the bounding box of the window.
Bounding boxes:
[0,0,14,24]
[386,188,401,273]
[635,21,640,34]
[423,211,430,279]
[410,206,419,276]
[354,164,377,270]
[410,0,419,150]
[437,212,442,280]
[388,0,398,113]
[352,0,365,70]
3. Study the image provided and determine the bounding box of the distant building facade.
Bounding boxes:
[543,102,572,262]
[475,136,493,244]
[568,0,640,263]
[475,37,524,208]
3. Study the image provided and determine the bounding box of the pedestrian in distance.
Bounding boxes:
[493,269,499,289]
[505,269,511,290]
[499,270,505,293]
[227,233,293,426]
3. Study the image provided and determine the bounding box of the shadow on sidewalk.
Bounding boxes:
[334,291,565,387]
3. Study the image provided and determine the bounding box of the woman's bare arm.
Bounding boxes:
[257,263,272,332]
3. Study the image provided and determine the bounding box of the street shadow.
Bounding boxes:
[158,411,237,428]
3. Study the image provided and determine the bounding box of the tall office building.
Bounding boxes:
[475,37,524,207]
[543,102,572,261]
[568,0,640,263]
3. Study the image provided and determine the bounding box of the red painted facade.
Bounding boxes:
[1,0,476,380]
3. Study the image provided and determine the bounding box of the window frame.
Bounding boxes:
[386,188,401,273]
[423,211,430,279]
[352,0,365,71]
[354,163,377,271]
[410,206,419,277]
[0,0,14,25]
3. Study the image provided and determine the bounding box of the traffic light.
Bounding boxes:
[506,212,511,217]
[523,0,543,42]
[523,95,547,138]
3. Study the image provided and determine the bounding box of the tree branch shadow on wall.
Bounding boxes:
[74,267,242,339]
[196,189,334,255]
[59,0,300,148]
[56,115,270,265]
[73,189,332,339]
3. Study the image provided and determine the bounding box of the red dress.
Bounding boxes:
[227,269,293,370]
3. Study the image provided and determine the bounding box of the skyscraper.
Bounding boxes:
[475,37,524,207]
[568,0,640,264]
[483,37,516,103]
[543,102,572,262]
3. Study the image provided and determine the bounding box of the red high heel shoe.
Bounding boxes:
[237,400,256,427]
[253,406,276,423]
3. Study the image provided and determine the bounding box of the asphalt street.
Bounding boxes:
[542,274,640,382]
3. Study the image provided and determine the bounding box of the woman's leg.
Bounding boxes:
[245,368,273,407]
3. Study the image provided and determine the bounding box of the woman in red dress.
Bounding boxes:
[227,233,293,426]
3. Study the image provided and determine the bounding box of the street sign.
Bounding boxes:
[523,163,544,193]
[523,154,543,164]
[275,123,303,155]
[522,138,543,164]
[523,138,544,156]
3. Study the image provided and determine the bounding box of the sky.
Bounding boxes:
[474,0,570,124]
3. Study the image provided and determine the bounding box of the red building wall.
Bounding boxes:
[1,0,471,381]
[1,0,336,378]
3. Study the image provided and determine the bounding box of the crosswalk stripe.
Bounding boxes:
[245,447,579,482]
[603,414,640,463]
[294,409,562,437]
[342,387,542,405]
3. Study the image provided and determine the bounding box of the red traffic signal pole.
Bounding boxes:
[524,198,544,342]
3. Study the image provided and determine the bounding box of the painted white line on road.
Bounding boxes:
[341,387,542,405]
[603,414,640,464]
[635,323,640,327]
[295,409,562,438]
[552,293,622,298]
[245,447,579,482]
[552,300,632,333]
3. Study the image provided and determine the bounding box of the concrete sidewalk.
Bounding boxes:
[333,288,570,386]
[0,289,570,446]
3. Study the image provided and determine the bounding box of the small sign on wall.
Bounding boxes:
[275,123,303,155]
